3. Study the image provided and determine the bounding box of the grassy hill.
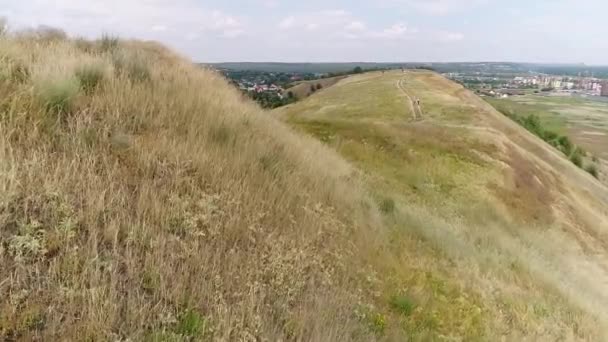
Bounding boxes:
[278,70,608,340]
[0,33,392,340]
[286,75,349,100]
[3,31,608,341]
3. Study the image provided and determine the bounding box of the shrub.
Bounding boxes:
[310,84,316,93]
[75,63,105,94]
[570,149,583,168]
[316,83,323,90]
[112,50,151,83]
[379,198,395,214]
[557,136,573,156]
[521,114,543,137]
[99,34,119,52]
[585,164,599,179]
[389,295,416,316]
[37,76,80,114]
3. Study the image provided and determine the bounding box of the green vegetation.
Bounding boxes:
[486,98,599,178]
[75,63,106,94]
[487,99,599,175]
[379,198,395,214]
[176,310,208,337]
[35,76,80,115]
[250,90,297,108]
[389,295,416,316]
[585,163,599,179]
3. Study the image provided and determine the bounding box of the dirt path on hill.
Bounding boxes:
[397,77,423,120]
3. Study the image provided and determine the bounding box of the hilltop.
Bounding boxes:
[278,70,608,340]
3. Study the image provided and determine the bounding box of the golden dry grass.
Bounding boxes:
[0,33,389,340]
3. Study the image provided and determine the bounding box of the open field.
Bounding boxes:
[486,95,608,178]
[278,70,608,340]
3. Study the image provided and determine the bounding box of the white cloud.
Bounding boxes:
[345,21,367,32]
[151,25,168,32]
[442,32,464,41]
[376,23,409,39]
[278,16,296,29]
[391,0,493,15]
[2,0,246,39]
[258,0,279,8]
[305,23,319,31]
[3,0,602,64]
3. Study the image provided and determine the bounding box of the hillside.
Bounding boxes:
[278,70,608,340]
[0,34,392,340]
[286,75,348,100]
[3,32,608,341]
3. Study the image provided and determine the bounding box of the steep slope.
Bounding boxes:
[278,70,608,340]
[0,35,390,340]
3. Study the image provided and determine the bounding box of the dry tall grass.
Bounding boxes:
[0,33,385,340]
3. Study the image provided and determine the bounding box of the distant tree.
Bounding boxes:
[316,83,323,90]
[557,136,573,156]
[353,66,363,74]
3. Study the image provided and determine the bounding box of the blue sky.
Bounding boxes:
[0,0,606,64]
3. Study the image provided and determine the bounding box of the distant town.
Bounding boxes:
[209,62,608,108]
[445,72,608,98]
[215,66,378,108]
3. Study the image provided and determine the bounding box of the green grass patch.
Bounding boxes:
[379,198,395,214]
[176,309,208,337]
[75,63,105,94]
[36,76,80,115]
[389,295,416,316]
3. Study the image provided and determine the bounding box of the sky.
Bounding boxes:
[0,0,606,64]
